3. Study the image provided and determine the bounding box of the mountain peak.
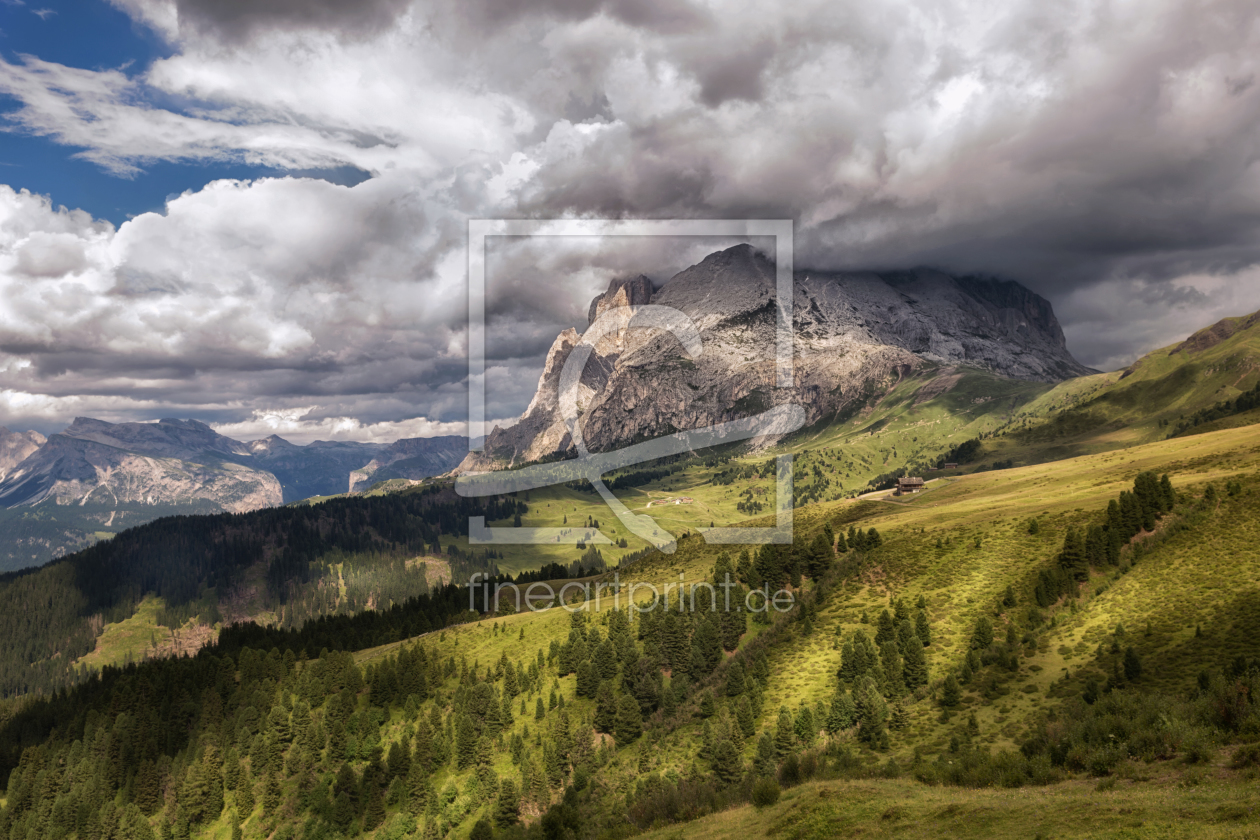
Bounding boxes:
[157,418,215,432]
[587,274,654,326]
[461,246,1092,469]
[651,243,775,325]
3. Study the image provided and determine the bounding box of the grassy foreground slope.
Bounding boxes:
[636,775,1260,840]
[759,421,1260,764]
[333,422,1260,838]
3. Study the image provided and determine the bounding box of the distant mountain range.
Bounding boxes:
[0,418,466,571]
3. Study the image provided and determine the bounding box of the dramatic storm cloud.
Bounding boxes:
[2,0,1260,438]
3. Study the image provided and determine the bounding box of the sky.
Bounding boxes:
[2,0,1260,443]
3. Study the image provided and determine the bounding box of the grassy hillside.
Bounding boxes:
[636,775,1260,840]
[3,420,1258,840]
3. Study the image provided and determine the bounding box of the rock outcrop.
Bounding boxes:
[0,427,44,481]
[460,245,1091,470]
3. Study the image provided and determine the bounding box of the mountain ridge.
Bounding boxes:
[0,418,468,570]
[462,245,1091,471]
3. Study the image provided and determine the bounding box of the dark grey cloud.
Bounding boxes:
[173,0,412,42]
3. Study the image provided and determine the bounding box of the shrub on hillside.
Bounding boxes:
[751,777,781,808]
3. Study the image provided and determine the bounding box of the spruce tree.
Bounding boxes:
[331,791,355,832]
[825,690,856,733]
[889,701,909,731]
[774,708,795,759]
[495,778,520,827]
[236,772,255,817]
[456,715,477,770]
[1124,647,1143,681]
[1058,527,1088,580]
[875,610,897,645]
[902,637,928,690]
[914,609,931,647]
[405,760,429,814]
[576,661,597,699]
[940,674,961,708]
[134,759,163,815]
[363,785,386,832]
[1159,474,1175,511]
[735,696,756,738]
[754,732,777,777]
[838,641,858,682]
[879,641,904,694]
[593,684,617,733]
[720,607,747,652]
[971,617,994,650]
[179,761,211,825]
[807,533,833,579]
[387,741,411,784]
[896,619,918,656]
[893,598,910,625]
[794,705,815,746]
[615,695,642,744]
[262,770,281,814]
[596,639,619,681]
[711,740,743,785]
[852,676,889,745]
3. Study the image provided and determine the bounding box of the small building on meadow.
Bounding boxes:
[943,462,959,469]
[896,476,926,495]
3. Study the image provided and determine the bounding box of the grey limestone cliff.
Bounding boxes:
[459,245,1090,471]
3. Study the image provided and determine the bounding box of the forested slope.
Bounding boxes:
[0,487,524,699]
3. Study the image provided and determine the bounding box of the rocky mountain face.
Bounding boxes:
[0,418,282,511]
[0,427,45,481]
[461,245,1091,470]
[348,436,470,493]
[0,418,468,570]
